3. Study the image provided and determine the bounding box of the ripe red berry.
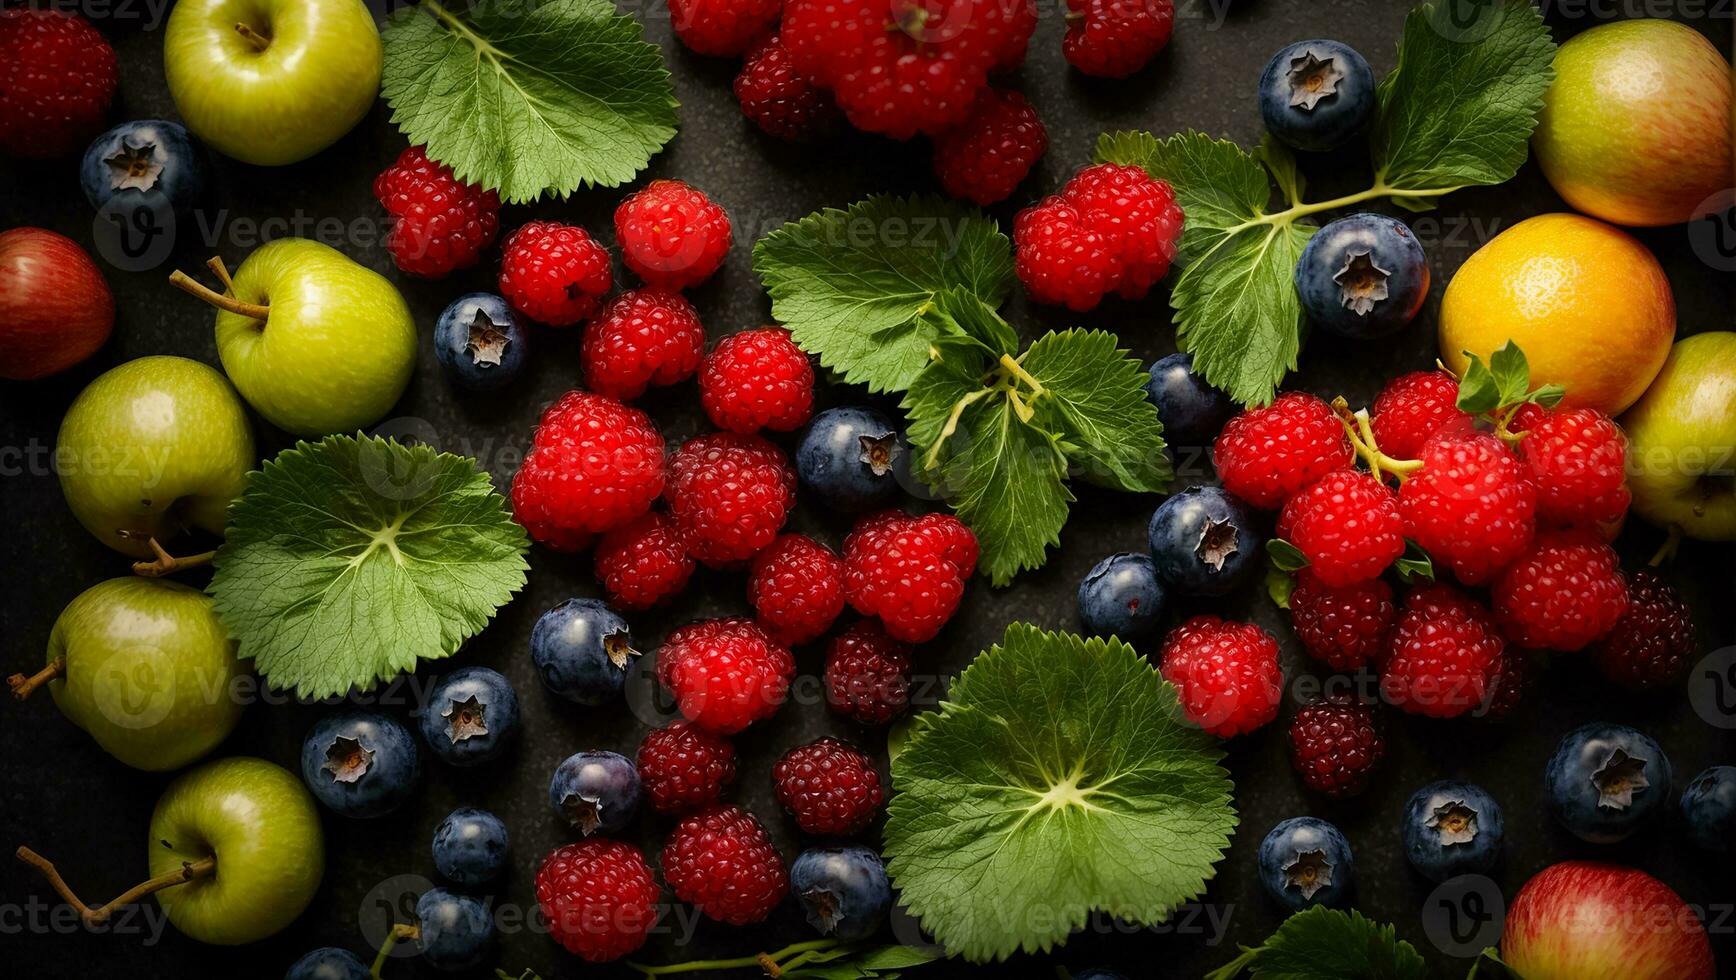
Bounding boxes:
[581,289,706,401]
[1289,573,1396,672]
[1013,197,1117,311]
[824,620,913,725]
[931,88,1048,206]
[1398,430,1536,585]
[1380,583,1505,719]
[593,512,694,611]
[1213,392,1355,510]
[1280,469,1404,586]
[511,392,665,548]
[1062,0,1176,79]
[372,145,500,279]
[1513,405,1631,529]
[636,721,737,814]
[1480,647,1540,721]
[614,179,732,290]
[0,9,117,160]
[498,221,613,327]
[699,327,815,434]
[1288,697,1385,798]
[1591,569,1695,690]
[1491,529,1628,651]
[656,618,795,734]
[1158,615,1283,738]
[665,432,798,567]
[1014,163,1184,310]
[666,0,781,57]
[662,804,788,925]
[734,32,838,141]
[772,737,885,836]
[748,534,847,646]
[535,839,662,963]
[1369,370,1472,461]
[843,510,977,643]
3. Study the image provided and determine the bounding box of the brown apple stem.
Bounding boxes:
[7,656,64,701]
[169,268,269,322]
[132,538,217,578]
[234,23,271,52]
[205,256,235,294]
[370,922,421,977]
[1649,526,1683,568]
[15,846,215,928]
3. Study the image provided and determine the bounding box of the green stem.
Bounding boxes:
[1337,405,1422,482]
[630,939,841,977]
[998,353,1045,397]
[1224,182,1458,236]
[927,388,993,470]
[371,923,418,979]
[1649,526,1683,568]
[1492,403,1529,445]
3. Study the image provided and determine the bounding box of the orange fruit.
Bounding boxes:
[1439,213,1675,416]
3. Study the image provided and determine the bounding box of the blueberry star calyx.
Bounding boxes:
[1334,251,1391,316]
[322,735,374,783]
[1592,749,1649,809]
[466,310,511,367]
[106,140,164,192]
[443,695,490,743]
[1196,517,1241,571]
[603,629,640,671]
[1286,51,1346,111]
[562,792,605,834]
[802,886,843,933]
[857,431,901,477]
[1283,848,1333,900]
[1428,800,1479,846]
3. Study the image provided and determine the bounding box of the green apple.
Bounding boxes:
[1622,331,1736,541]
[163,0,382,167]
[57,356,254,559]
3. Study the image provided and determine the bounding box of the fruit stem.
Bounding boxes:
[927,388,993,470]
[370,922,419,979]
[169,268,269,321]
[7,656,64,700]
[1648,525,1683,568]
[1332,399,1422,483]
[629,939,842,977]
[205,256,235,294]
[1492,403,1529,445]
[14,846,214,927]
[999,353,1045,398]
[132,538,217,578]
[233,23,270,52]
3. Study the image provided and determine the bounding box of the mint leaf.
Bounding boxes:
[1206,907,1428,980]
[209,435,530,699]
[1022,329,1172,494]
[885,624,1236,962]
[381,0,677,203]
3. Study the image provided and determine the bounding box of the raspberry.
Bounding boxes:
[748,534,847,645]
[636,721,737,814]
[1513,406,1631,528]
[1014,163,1184,310]
[512,392,665,547]
[593,512,694,610]
[0,9,117,160]
[1013,197,1117,311]
[535,840,662,963]
[1288,697,1385,799]
[665,432,798,567]
[1491,530,1628,651]
[843,510,977,643]
[656,618,795,734]
[1213,392,1355,510]
[699,328,815,434]
[993,0,1041,71]
[824,620,913,725]
[1369,371,1473,461]
[371,145,500,279]
[614,179,733,291]
[1380,583,1505,719]
[772,737,885,835]
[498,221,613,327]
[1289,573,1395,672]
[1062,0,1175,79]
[666,0,780,57]
[1158,615,1283,738]
[581,289,705,401]
[1480,648,1539,721]
[1279,470,1404,586]
[734,32,839,141]
[1398,430,1537,585]
[1591,570,1695,690]
[931,88,1048,206]
[661,804,788,924]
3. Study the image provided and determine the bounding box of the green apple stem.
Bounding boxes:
[233,22,271,52]
[1649,525,1683,568]
[169,267,269,322]
[132,537,217,578]
[14,846,215,928]
[6,656,64,700]
[370,922,420,979]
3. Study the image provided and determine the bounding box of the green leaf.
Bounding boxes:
[782,945,944,979]
[1528,384,1566,409]
[380,0,677,203]
[1022,329,1172,494]
[916,287,1021,358]
[885,624,1237,962]
[1257,135,1306,208]
[1266,539,1310,572]
[754,196,1015,393]
[1455,351,1502,415]
[1205,907,1428,980]
[1488,341,1532,407]
[1265,562,1298,611]
[209,435,530,699]
[1395,540,1436,584]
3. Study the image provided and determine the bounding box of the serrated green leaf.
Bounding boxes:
[1395,540,1436,584]
[1257,135,1306,208]
[1488,340,1531,407]
[1528,384,1566,409]
[917,287,1021,358]
[781,945,944,979]
[1205,907,1428,980]
[1455,350,1501,414]
[1022,329,1172,494]
[1267,539,1309,572]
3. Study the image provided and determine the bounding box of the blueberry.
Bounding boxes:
[1401,781,1503,882]
[1258,816,1353,911]
[432,807,510,886]
[797,406,905,512]
[80,120,206,216]
[299,711,421,819]
[1545,723,1673,843]
[414,887,494,972]
[1147,486,1262,596]
[1077,553,1165,640]
[530,598,638,705]
[419,666,520,767]
[284,947,369,980]
[1295,213,1429,339]
[789,845,891,941]
[1679,765,1736,852]
[1259,39,1376,152]
[434,293,528,392]
[1144,353,1232,447]
[1073,971,1131,980]
[549,750,641,836]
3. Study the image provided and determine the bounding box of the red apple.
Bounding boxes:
[1502,860,1714,980]
[0,228,114,380]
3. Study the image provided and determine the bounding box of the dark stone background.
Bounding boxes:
[2,1,1733,978]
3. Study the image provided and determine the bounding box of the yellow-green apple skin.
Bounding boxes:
[44,578,246,771]
[1621,331,1736,540]
[56,356,254,559]
[149,757,324,944]
[164,0,382,166]
[1533,20,1732,226]
[215,238,417,436]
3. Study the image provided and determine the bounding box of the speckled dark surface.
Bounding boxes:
[2,2,1734,978]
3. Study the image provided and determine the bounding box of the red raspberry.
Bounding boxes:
[1369,371,1473,461]
[665,432,798,567]
[748,534,847,645]
[1591,570,1695,690]
[636,721,737,814]
[1280,470,1404,586]
[1063,0,1175,79]
[772,737,885,835]
[1289,573,1395,672]
[371,146,500,279]
[661,804,788,925]
[614,179,732,291]
[512,392,665,547]
[1513,406,1631,529]
[734,32,839,141]
[993,0,1040,71]
[824,620,913,725]
[666,0,781,57]
[1288,697,1385,799]
[1013,197,1117,311]
[843,510,977,643]
[1015,163,1184,310]
[498,221,613,327]
[699,328,815,434]
[1491,530,1628,651]
[1398,430,1537,585]
[1480,648,1540,721]
[535,840,662,963]
[1213,392,1355,510]
[656,618,795,734]
[593,512,694,611]
[581,289,706,401]
[931,88,1048,206]
[1380,583,1505,719]
[0,9,116,159]
[1158,615,1283,738]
